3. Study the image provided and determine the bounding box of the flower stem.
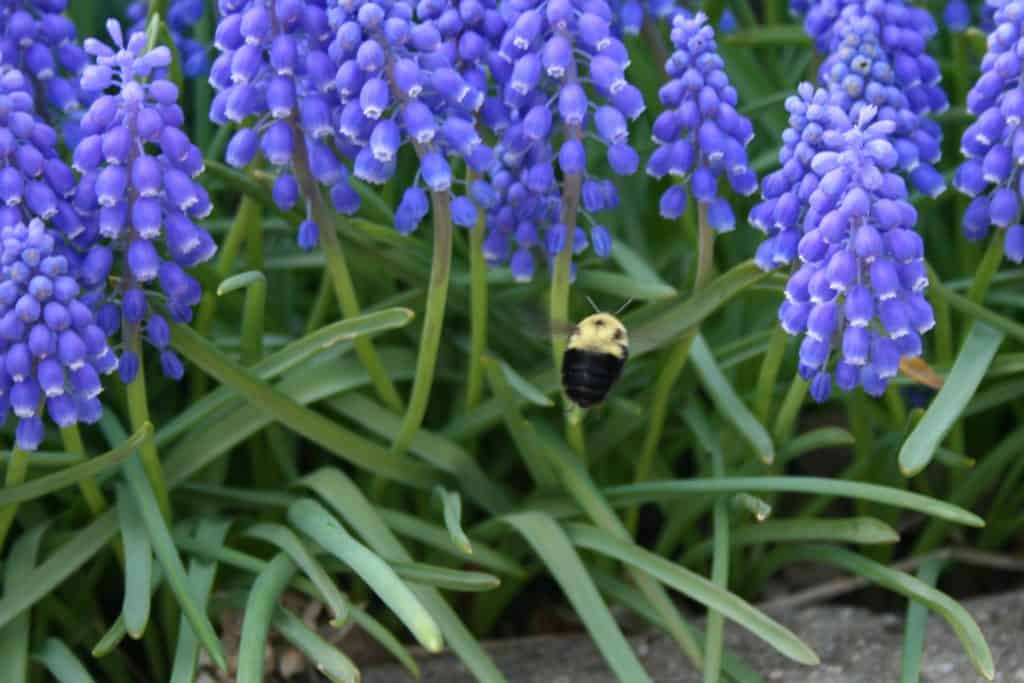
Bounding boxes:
[191,196,259,399]
[966,229,1006,306]
[629,203,714,531]
[60,425,108,517]
[464,178,489,411]
[551,171,585,457]
[392,190,454,455]
[754,326,789,423]
[704,439,729,683]
[125,333,172,522]
[0,448,30,552]
[290,126,403,412]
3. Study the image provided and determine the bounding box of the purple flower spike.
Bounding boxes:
[0,219,118,449]
[72,22,216,383]
[650,12,757,233]
[954,1,1024,258]
[755,95,933,401]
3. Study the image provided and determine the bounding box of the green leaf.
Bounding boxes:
[93,566,164,658]
[566,523,819,666]
[237,554,298,683]
[610,241,677,297]
[119,453,227,671]
[690,335,775,464]
[392,561,500,592]
[683,517,899,564]
[576,270,677,302]
[498,359,555,408]
[245,522,350,624]
[900,559,946,683]
[0,523,48,683]
[288,498,443,652]
[630,261,767,356]
[0,513,117,632]
[502,513,654,683]
[170,321,438,487]
[899,323,1004,476]
[298,468,507,683]
[434,487,472,555]
[779,427,855,464]
[723,25,812,46]
[216,270,266,296]
[116,483,153,639]
[779,546,994,680]
[33,639,97,683]
[378,509,525,578]
[170,520,232,683]
[927,271,1024,344]
[0,423,152,507]
[157,309,414,448]
[596,477,984,527]
[272,606,360,683]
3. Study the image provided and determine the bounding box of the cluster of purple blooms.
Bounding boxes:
[0,219,118,449]
[473,0,644,281]
[760,99,935,402]
[954,0,1024,262]
[0,0,90,142]
[127,0,210,77]
[648,12,757,233]
[74,21,214,381]
[753,0,949,401]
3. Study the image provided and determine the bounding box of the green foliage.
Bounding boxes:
[3,5,1022,683]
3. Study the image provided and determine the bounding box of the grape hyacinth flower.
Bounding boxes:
[0,219,119,449]
[0,0,90,139]
[477,0,646,281]
[803,0,948,120]
[761,101,934,402]
[0,67,83,240]
[943,0,971,32]
[127,0,210,78]
[954,0,1024,263]
[647,12,758,231]
[74,21,215,381]
[818,13,946,197]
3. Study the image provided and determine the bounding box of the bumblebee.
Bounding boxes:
[561,300,631,408]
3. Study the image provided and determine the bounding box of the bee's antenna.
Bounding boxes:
[614,298,634,316]
[586,296,601,313]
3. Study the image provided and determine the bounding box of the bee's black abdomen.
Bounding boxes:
[562,348,626,407]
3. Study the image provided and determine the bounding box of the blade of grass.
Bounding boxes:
[503,512,654,683]
[595,477,984,527]
[170,321,439,487]
[691,335,775,464]
[0,523,48,683]
[237,554,297,683]
[898,323,1004,476]
[434,487,472,555]
[566,523,818,665]
[298,468,507,683]
[93,566,165,657]
[776,545,993,680]
[392,561,500,592]
[272,605,360,683]
[0,423,151,507]
[115,483,153,639]
[900,558,947,683]
[244,522,350,625]
[288,498,443,652]
[170,519,232,683]
[32,639,97,683]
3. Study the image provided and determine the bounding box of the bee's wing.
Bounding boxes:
[899,357,944,390]
[518,307,578,341]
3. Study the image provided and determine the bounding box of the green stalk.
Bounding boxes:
[966,229,1006,307]
[704,445,729,683]
[305,271,334,335]
[464,175,489,411]
[191,197,260,399]
[289,124,403,413]
[0,448,30,551]
[772,375,808,445]
[629,204,714,531]
[754,326,789,424]
[550,170,585,456]
[391,190,455,455]
[125,332,172,522]
[60,425,108,517]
